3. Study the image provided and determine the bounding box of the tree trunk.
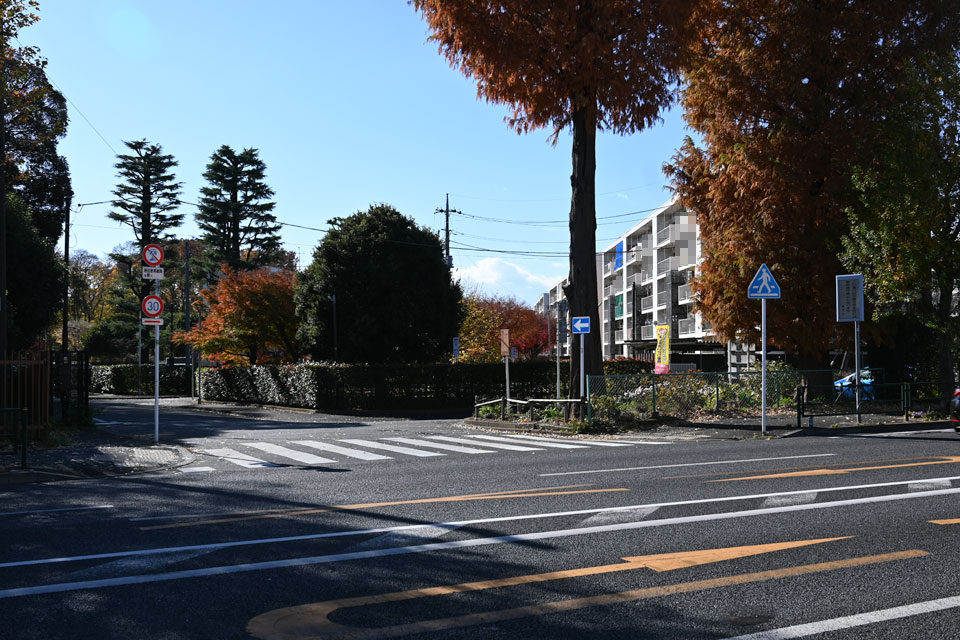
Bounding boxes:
[563,105,602,413]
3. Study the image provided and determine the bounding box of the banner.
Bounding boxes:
[654,324,671,373]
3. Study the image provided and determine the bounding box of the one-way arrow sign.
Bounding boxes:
[572,316,591,334]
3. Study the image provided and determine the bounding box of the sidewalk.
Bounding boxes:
[0,426,194,486]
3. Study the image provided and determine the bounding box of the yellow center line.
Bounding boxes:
[248,543,924,640]
[930,518,960,525]
[140,486,628,531]
[711,456,960,482]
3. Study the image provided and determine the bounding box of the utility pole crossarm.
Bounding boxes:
[435,193,461,269]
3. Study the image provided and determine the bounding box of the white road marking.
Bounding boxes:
[338,439,444,457]
[0,505,113,517]
[834,428,954,438]
[580,506,659,526]
[540,454,838,477]
[504,434,633,447]
[241,442,336,465]
[178,467,215,474]
[204,448,278,468]
[293,440,391,461]
[908,479,952,492]
[345,525,459,552]
[426,436,543,451]
[726,594,960,639]
[762,493,818,508]
[384,437,495,454]
[1,485,953,599]
[607,439,672,445]
[468,434,589,449]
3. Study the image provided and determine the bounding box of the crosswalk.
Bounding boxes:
[182,434,664,473]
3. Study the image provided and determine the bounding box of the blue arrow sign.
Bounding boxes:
[748,264,781,299]
[572,316,591,334]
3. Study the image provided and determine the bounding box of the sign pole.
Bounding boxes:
[579,333,585,399]
[761,298,767,435]
[556,304,561,398]
[154,278,160,443]
[854,320,861,423]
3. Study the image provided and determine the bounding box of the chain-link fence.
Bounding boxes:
[587,369,804,423]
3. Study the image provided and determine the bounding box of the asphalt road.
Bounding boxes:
[2,400,960,639]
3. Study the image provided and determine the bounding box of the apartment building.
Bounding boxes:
[533,255,602,358]
[538,199,727,369]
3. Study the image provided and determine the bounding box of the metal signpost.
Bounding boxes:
[836,274,865,422]
[747,264,781,435]
[557,300,567,399]
[500,329,510,400]
[142,244,164,443]
[572,316,590,399]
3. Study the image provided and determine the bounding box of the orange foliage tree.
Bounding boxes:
[458,295,549,363]
[174,266,299,366]
[414,0,692,398]
[665,0,960,366]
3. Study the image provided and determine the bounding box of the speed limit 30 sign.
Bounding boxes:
[142,295,164,318]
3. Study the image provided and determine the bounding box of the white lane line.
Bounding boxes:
[1,485,953,600]
[9,475,960,573]
[909,479,952,492]
[241,442,336,465]
[178,467,215,474]
[540,454,838,477]
[338,439,444,458]
[204,448,278,468]
[504,435,633,447]
[426,436,543,452]
[0,505,113,517]
[384,438,495,454]
[726,595,960,639]
[292,440,391,461]
[468,434,589,449]
[762,493,817,508]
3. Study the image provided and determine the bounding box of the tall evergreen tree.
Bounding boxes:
[196,145,282,278]
[108,139,183,246]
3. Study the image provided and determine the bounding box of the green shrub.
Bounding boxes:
[90,364,192,395]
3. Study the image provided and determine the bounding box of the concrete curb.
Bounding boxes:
[783,420,953,437]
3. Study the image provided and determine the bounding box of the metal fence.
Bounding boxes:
[588,369,943,424]
[1,353,51,435]
[587,369,805,423]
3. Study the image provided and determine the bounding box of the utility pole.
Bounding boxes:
[0,38,7,362]
[435,194,461,269]
[185,239,193,399]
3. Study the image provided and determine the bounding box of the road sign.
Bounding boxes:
[453,336,460,360]
[500,329,510,356]
[836,274,864,322]
[142,244,164,267]
[572,316,590,334]
[510,347,518,359]
[141,295,164,318]
[141,318,164,326]
[747,264,781,299]
[142,266,164,280]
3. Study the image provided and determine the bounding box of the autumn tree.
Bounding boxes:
[296,203,462,363]
[842,53,960,396]
[665,0,960,370]
[458,294,550,363]
[176,266,299,366]
[195,145,283,279]
[414,0,692,402]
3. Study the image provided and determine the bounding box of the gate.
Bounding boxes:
[1,352,51,436]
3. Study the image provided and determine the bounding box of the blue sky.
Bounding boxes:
[25,0,695,305]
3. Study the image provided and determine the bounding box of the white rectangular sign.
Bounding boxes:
[836,274,864,322]
[142,318,164,326]
[142,266,165,280]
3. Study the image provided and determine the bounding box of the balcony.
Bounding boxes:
[615,330,623,343]
[678,317,696,336]
[641,268,653,283]
[678,283,694,303]
[641,294,654,312]
[657,256,679,276]
[656,224,675,245]
[641,324,655,340]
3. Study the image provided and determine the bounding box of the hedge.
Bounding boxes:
[90,364,192,395]
[197,361,578,410]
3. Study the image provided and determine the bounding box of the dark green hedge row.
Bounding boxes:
[198,361,576,410]
[603,359,655,375]
[90,365,192,395]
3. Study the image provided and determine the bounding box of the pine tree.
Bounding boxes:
[108,139,183,246]
[195,145,282,278]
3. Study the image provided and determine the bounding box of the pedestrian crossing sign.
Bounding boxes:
[747,264,781,299]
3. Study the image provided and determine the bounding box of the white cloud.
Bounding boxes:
[453,257,564,304]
